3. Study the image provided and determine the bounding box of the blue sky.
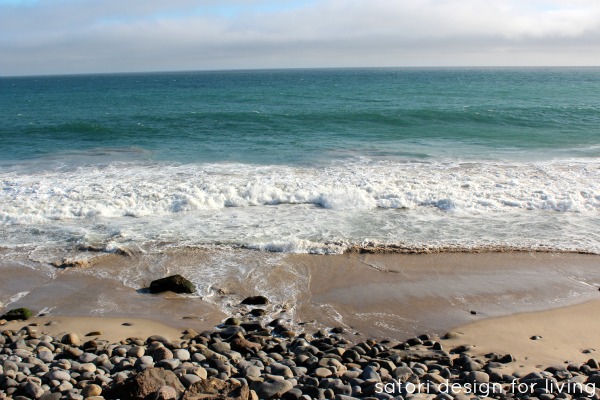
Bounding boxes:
[2,0,600,76]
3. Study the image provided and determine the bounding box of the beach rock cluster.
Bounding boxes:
[2,313,600,400]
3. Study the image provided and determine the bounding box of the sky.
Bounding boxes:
[1,0,600,76]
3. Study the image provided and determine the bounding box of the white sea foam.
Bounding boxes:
[1,159,599,255]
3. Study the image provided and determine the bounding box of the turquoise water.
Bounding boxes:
[1,68,600,256]
[3,68,600,165]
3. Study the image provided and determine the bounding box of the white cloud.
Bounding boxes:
[2,0,600,75]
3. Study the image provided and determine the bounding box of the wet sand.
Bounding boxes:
[1,249,599,341]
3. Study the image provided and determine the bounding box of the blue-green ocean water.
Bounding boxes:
[1,68,600,256]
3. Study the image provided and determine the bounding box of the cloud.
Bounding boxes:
[2,0,600,75]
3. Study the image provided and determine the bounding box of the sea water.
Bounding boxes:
[1,68,600,259]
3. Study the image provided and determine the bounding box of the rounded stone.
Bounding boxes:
[82,383,102,397]
[79,363,97,373]
[174,349,190,361]
[61,333,81,346]
[180,374,202,388]
[128,346,145,358]
[314,367,333,378]
[153,347,174,361]
[49,370,71,381]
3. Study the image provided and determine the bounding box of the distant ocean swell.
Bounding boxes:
[1,158,599,256]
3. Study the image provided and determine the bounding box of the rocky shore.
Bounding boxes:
[1,306,599,400]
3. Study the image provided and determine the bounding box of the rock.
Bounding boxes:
[153,347,174,361]
[499,354,515,363]
[24,381,45,398]
[241,296,269,305]
[530,335,543,340]
[314,367,333,378]
[251,379,294,399]
[359,365,381,382]
[115,368,185,400]
[154,385,179,400]
[231,338,262,353]
[1,307,33,321]
[52,258,90,268]
[147,335,170,344]
[85,331,103,336]
[40,393,62,400]
[181,374,202,388]
[82,384,102,397]
[225,317,242,326]
[183,377,249,400]
[61,333,82,346]
[175,348,191,361]
[149,274,196,294]
[468,371,490,384]
[269,362,294,378]
[48,370,71,381]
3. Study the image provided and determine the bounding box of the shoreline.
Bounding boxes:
[2,249,600,398]
[2,250,599,340]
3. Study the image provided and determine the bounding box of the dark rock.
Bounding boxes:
[149,274,195,294]
[249,309,266,317]
[240,321,264,332]
[1,308,33,321]
[241,296,269,305]
[251,379,293,399]
[231,338,262,353]
[225,317,241,326]
[282,388,303,400]
[499,354,515,363]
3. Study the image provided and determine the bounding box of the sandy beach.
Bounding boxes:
[2,250,599,338]
[2,249,600,399]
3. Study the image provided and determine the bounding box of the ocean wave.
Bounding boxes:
[1,159,599,225]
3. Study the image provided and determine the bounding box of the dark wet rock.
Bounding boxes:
[225,317,242,326]
[52,258,90,269]
[450,345,472,354]
[249,309,266,317]
[149,274,196,294]
[1,307,33,321]
[241,296,269,305]
[241,321,265,332]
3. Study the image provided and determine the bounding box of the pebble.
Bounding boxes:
[0,309,598,400]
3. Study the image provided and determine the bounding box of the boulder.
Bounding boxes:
[240,296,269,305]
[149,275,195,294]
[182,377,249,400]
[109,368,185,400]
[1,307,33,321]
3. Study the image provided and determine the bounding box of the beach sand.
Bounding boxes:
[2,250,600,398]
[2,250,599,338]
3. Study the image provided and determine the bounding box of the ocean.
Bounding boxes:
[1,67,600,260]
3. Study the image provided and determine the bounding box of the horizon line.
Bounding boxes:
[2,65,600,79]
